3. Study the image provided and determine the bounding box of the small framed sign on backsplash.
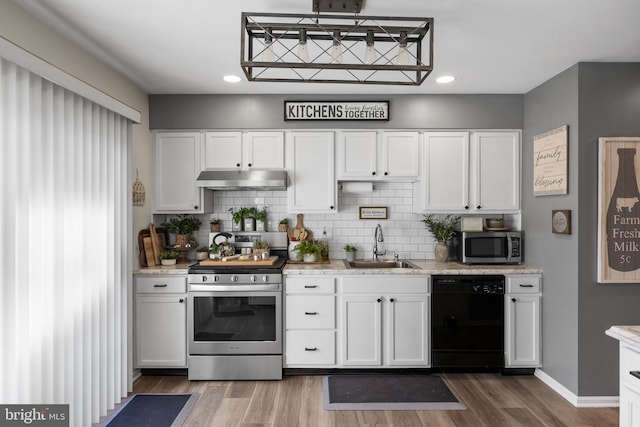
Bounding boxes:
[359,206,388,220]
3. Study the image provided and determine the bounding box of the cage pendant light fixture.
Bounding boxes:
[240,9,434,86]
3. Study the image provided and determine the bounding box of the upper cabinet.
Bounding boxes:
[202,131,284,170]
[287,131,337,213]
[415,131,520,213]
[337,131,420,181]
[154,132,212,213]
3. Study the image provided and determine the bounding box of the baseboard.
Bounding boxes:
[535,369,619,408]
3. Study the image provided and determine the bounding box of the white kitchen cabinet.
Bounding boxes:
[154,132,212,213]
[336,131,419,180]
[415,130,520,213]
[287,131,337,213]
[135,275,187,368]
[339,276,430,367]
[619,343,640,427]
[504,274,541,368]
[284,276,336,367]
[202,131,284,170]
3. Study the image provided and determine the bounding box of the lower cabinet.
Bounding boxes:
[339,276,430,367]
[135,275,187,368]
[505,274,541,368]
[619,343,640,427]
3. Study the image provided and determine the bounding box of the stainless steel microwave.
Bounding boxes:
[453,231,523,264]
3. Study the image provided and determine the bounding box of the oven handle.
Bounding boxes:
[188,283,281,292]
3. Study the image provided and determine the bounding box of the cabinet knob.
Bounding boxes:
[330,205,335,210]
[194,205,199,210]
[179,298,184,303]
[377,298,382,303]
[247,163,252,167]
[384,172,388,176]
[477,205,482,209]
[236,163,241,167]
[390,298,395,302]
[465,205,469,210]
[511,297,517,303]
[372,171,376,176]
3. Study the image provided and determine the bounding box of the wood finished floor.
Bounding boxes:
[131,373,618,426]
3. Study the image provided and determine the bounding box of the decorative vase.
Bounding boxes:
[303,253,317,263]
[288,241,301,261]
[161,259,177,266]
[195,251,208,260]
[175,234,189,247]
[256,219,266,231]
[243,217,256,231]
[434,241,449,262]
[345,252,356,262]
[210,223,220,232]
[278,224,288,232]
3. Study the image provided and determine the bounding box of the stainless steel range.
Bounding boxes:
[187,232,287,380]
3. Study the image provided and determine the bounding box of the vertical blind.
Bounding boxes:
[0,57,130,426]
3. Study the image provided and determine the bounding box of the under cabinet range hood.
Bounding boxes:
[196,170,288,190]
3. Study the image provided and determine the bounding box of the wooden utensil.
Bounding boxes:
[293,214,312,241]
[222,254,242,262]
[149,223,160,265]
[142,236,156,267]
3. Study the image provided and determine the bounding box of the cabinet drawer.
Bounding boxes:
[286,330,335,365]
[340,276,429,294]
[506,275,540,293]
[286,295,335,329]
[621,344,640,387]
[136,276,186,293]
[286,276,335,294]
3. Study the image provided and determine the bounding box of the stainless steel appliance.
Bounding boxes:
[431,275,505,370]
[187,231,287,380]
[453,231,523,264]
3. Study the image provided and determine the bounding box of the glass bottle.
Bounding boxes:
[319,227,330,262]
[606,148,640,271]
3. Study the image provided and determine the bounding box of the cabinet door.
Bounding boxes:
[620,381,640,427]
[202,131,243,169]
[386,294,429,366]
[505,294,541,367]
[154,132,204,213]
[135,294,186,367]
[243,132,285,169]
[419,132,470,212]
[472,131,520,211]
[340,295,382,366]
[381,131,420,178]
[288,132,336,213]
[337,131,377,178]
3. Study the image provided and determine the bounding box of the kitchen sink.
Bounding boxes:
[343,259,421,269]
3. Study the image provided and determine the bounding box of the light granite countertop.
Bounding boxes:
[606,325,640,350]
[133,259,542,276]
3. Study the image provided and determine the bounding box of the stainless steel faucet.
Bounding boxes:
[373,224,385,260]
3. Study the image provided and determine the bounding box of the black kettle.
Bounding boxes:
[213,232,235,257]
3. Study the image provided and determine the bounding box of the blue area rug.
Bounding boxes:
[104,393,199,427]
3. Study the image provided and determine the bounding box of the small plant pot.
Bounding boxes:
[209,253,221,260]
[210,224,220,232]
[256,220,266,231]
[345,252,356,262]
[303,254,317,263]
[175,234,189,247]
[243,218,256,231]
[161,259,177,266]
[195,252,208,261]
[278,224,288,232]
[434,241,449,263]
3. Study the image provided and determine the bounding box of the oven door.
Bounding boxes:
[188,288,282,355]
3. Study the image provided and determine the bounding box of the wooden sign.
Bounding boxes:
[284,101,389,121]
[533,125,568,196]
[359,206,388,220]
[598,137,640,283]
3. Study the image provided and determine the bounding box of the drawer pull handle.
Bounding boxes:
[519,284,534,288]
[304,285,318,288]
[305,347,318,351]
[154,284,168,288]
[631,371,640,380]
[304,312,318,315]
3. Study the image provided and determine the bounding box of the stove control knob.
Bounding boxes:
[250,275,257,282]
[214,276,220,282]
[231,276,238,282]
[263,275,269,282]
[201,276,207,282]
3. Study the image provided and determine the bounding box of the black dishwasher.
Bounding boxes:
[431,275,505,370]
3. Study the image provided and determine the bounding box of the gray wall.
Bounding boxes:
[523,65,581,394]
[149,94,523,130]
[524,62,640,397]
[577,63,640,396]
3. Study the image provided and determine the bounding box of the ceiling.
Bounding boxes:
[14,0,640,95]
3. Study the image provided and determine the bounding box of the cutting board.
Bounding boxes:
[149,223,161,266]
[198,256,279,266]
[142,237,156,266]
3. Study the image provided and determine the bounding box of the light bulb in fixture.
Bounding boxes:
[365,31,376,64]
[397,31,409,65]
[436,75,456,84]
[297,28,309,62]
[331,30,343,64]
[263,29,275,62]
[223,75,241,83]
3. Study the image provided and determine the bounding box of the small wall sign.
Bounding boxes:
[552,210,571,234]
[284,101,389,121]
[359,206,388,220]
[533,125,568,196]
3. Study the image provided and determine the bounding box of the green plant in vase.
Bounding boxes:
[161,214,202,247]
[294,240,321,262]
[343,244,357,262]
[422,214,459,262]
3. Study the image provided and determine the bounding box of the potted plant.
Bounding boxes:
[255,206,268,231]
[161,214,202,247]
[422,214,459,262]
[195,246,209,260]
[228,207,245,231]
[278,218,289,232]
[210,218,220,232]
[294,240,321,263]
[343,244,357,262]
[159,250,179,266]
[253,240,270,258]
[209,244,220,260]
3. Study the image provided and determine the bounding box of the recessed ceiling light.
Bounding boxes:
[436,75,456,84]
[223,75,241,83]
